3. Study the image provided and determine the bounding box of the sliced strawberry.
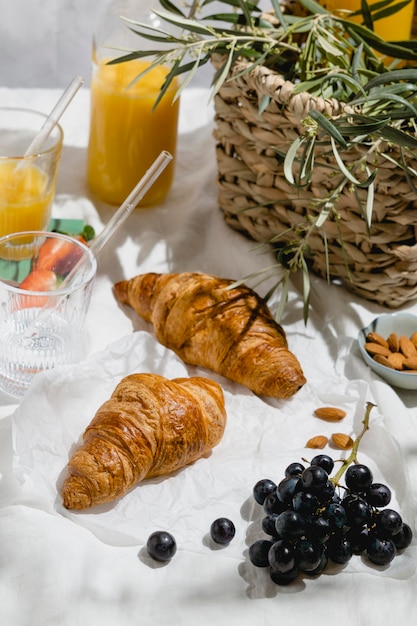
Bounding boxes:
[20,269,58,292]
[18,269,58,308]
[36,236,86,276]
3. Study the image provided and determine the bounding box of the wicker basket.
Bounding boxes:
[212,13,417,308]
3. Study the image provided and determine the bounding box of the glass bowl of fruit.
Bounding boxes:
[358,312,417,390]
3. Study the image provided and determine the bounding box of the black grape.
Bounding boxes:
[262,514,281,538]
[210,517,236,545]
[146,531,177,562]
[270,564,299,586]
[326,533,352,565]
[310,454,334,474]
[277,476,301,504]
[366,482,391,508]
[295,538,323,572]
[285,462,305,478]
[342,494,372,527]
[366,536,396,565]
[374,509,403,537]
[268,540,295,573]
[253,478,277,505]
[293,490,319,517]
[392,524,413,550]
[300,465,328,492]
[345,464,373,492]
[275,510,306,539]
[249,539,274,567]
[324,502,347,530]
[263,491,287,515]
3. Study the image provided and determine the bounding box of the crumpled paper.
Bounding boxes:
[10,330,416,580]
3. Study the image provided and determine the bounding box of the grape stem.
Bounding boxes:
[330,402,376,487]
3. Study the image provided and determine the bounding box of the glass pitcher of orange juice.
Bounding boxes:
[86,0,179,207]
[322,0,415,40]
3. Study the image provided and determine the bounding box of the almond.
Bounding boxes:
[402,356,417,370]
[313,407,347,422]
[410,331,417,349]
[387,351,405,370]
[399,335,417,358]
[366,332,389,349]
[373,354,394,369]
[387,332,400,353]
[331,433,354,450]
[305,435,328,449]
[364,342,392,358]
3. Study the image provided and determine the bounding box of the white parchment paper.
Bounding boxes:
[10,330,416,581]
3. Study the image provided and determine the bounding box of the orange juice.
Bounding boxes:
[0,161,54,238]
[323,0,415,40]
[87,58,179,207]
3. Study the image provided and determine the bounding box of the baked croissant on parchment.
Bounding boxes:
[61,373,226,510]
[113,272,306,399]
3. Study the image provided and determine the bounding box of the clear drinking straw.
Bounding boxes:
[63,149,173,287]
[89,150,172,257]
[23,75,84,159]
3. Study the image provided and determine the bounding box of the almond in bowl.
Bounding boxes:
[358,313,417,390]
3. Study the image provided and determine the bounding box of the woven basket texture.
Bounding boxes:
[213,6,417,307]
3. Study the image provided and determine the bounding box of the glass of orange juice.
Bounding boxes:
[86,0,180,208]
[0,108,63,238]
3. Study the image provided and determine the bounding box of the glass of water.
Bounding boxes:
[0,230,96,398]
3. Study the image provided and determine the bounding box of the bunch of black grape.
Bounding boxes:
[249,455,413,586]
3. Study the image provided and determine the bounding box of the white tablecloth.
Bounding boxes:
[0,87,416,626]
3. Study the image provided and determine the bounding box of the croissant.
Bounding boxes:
[113,272,306,399]
[61,373,226,510]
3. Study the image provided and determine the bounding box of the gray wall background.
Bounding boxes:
[0,1,267,88]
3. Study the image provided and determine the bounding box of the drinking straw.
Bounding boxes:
[23,75,84,158]
[89,149,172,257]
[64,149,173,285]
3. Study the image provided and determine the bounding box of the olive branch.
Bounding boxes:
[110,0,417,322]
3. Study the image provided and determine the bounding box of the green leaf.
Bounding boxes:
[275,275,289,323]
[158,0,186,16]
[364,68,417,90]
[309,110,348,148]
[270,0,288,30]
[342,20,417,60]
[364,169,375,228]
[237,0,254,27]
[301,257,311,325]
[351,42,363,82]
[284,136,306,185]
[299,135,316,184]
[330,136,365,186]
[334,117,389,136]
[298,0,328,15]
[259,94,271,114]
[151,9,216,35]
[172,50,204,99]
[376,125,417,149]
[360,0,374,30]
[210,42,237,98]
[315,201,333,228]
[153,58,182,109]
[372,0,413,22]
[316,34,345,57]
